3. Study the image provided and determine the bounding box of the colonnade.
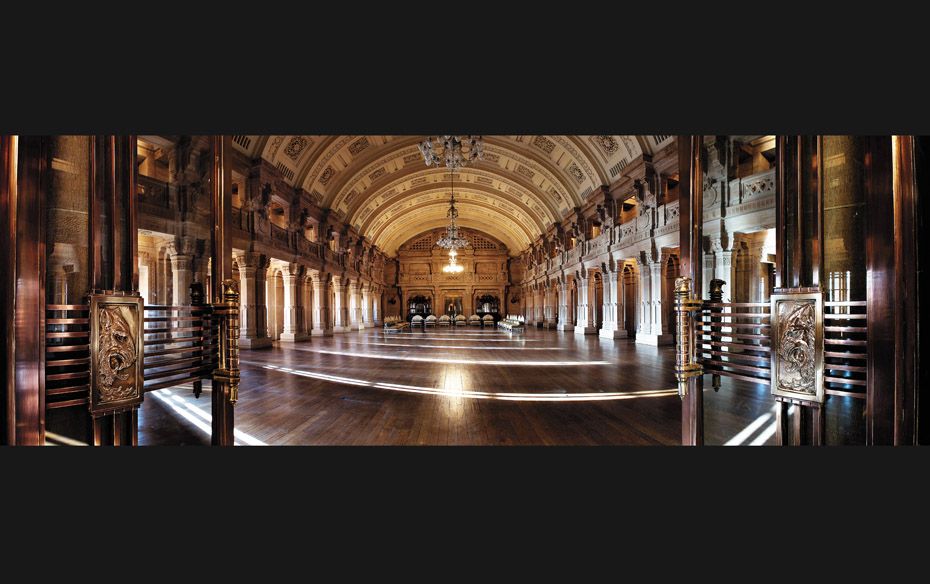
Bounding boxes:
[523,251,680,346]
[232,251,383,348]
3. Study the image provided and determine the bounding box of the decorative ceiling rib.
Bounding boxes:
[229,135,675,256]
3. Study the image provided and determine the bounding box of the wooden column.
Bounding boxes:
[678,135,704,446]
[211,135,237,446]
[866,136,895,445]
[4,136,46,445]
[0,136,13,444]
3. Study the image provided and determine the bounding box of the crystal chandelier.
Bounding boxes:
[442,248,464,274]
[418,135,484,170]
[435,169,469,250]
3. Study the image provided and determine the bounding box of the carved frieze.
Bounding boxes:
[770,291,824,403]
[89,294,144,415]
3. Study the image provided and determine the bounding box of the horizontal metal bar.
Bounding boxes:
[703,369,771,386]
[825,326,867,333]
[46,385,89,396]
[700,340,771,352]
[698,331,770,341]
[700,358,770,375]
[46,371,89,381]
[46,344,90,353]
[143,365,210,381]
[46,304,89,311]
[824,301,867,307]
[825,339,867,346]
[47,318,89,325]
[700,349,771,365]
[143,346,206,358]
[45,357,90,367]
[702,302,770,308]
[825,388,867,399]
[143,356,203,370]
[46,398,89,409]
[824,351,867,360]
[824,363,867,373]
[699,323,771,330]
[143,325,204,334]
[825,376,867,386]
[824,314,867,320]
[143,378,208,392]
[143,336,205,346]
[700,313,770,319]
[47,331,89,338]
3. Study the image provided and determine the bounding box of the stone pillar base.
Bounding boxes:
[635,333,674,346]
[279,332,310,343]
[599,327,628,339]
[332,326,351,333]
[348,324,360,331]
[574,325,598,335]
[543,322,559,329]
[240,337,273,349]
[557,322,574,331]
[311,328,333,337]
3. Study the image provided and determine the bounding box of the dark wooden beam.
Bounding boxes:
[678,135,704,446]
[866,136,895,445]
[892,136,919,444]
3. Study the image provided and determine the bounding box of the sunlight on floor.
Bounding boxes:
[149,389,267,446]
[293,347,609,366]
[723,404,785,446]
[259,363,678,402]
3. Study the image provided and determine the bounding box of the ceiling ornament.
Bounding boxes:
[418,135,484,170]
[435,168,469,251]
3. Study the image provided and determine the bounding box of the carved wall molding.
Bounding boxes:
[88,294,144,416]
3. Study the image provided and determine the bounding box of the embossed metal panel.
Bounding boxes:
[770,291,824,403]
[89,294,144,415]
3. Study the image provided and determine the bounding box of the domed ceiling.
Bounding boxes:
[231,135,675,256]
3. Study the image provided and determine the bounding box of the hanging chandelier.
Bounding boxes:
[418,135,484,170]
[442,248,464,274]
[435,168,470,250]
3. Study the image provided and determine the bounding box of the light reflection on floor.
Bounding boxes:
[290,347,610,366]
[256,363,679,402]
[149,388,267,445]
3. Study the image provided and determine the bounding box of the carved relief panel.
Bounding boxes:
[770,291,824,403]
[89,294,145,415]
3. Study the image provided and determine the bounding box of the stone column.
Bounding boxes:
[310,270,332,336]
[747,239,768,303]
[280,263,308,343]
[636,256,652,340]
[371,288,383,326]
[236,252,272,349]
[637,257,673,345]
[525,286,535,325]
[599,265,625,339]
[713,239,733,303]
[574,274,596,335]
[703,241,716,301]
[168,243,193,306]
[347,280,360,331]
[361,284,372,328]
[332,275,348,333]
[558,278,574,331]
[299,274,311,336]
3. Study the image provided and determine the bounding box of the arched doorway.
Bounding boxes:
[663,253,680,344]
[568,278,578,322]
[593,271,603,331]
[623,262,637,338]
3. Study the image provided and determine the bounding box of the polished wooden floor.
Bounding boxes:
[136,326,833,445]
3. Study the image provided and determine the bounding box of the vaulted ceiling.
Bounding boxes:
[231,135,676,256]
